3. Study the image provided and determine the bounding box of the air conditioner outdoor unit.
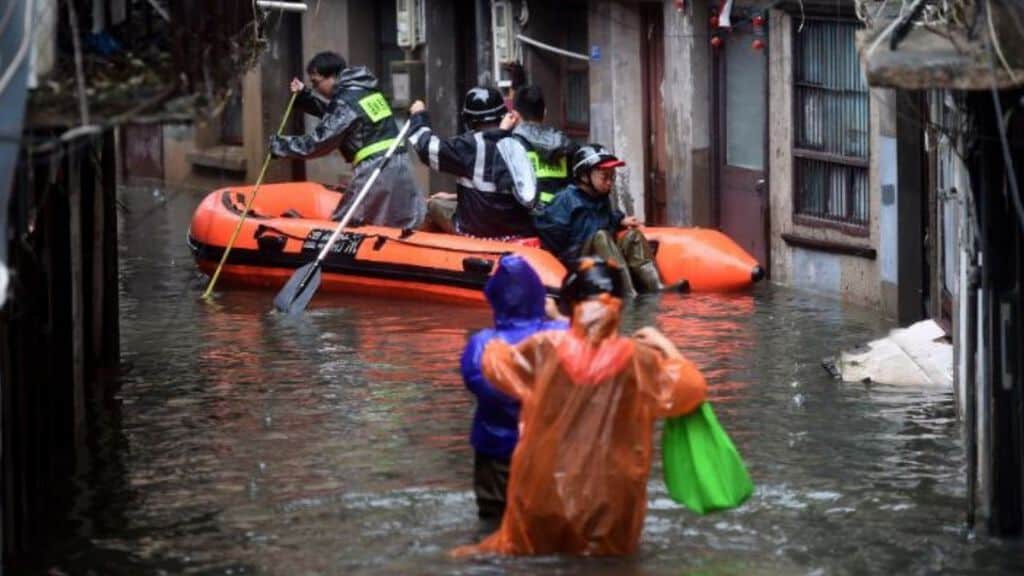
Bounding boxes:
[396,0,425,48]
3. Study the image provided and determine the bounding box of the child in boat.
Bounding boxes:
[461,254,567,521]
[454,257,707,557]
[534,144,682,296]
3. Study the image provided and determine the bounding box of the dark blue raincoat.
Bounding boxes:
[533,183,625,265]
[461,255,567,461]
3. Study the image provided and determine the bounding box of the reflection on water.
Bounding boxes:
[44,185,1024,574]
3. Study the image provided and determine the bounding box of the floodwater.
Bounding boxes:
[44,184,1024,574]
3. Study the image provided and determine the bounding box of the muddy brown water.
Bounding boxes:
[42,184,1024,574]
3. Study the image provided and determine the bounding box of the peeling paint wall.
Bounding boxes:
[878,132,899,317]
[768,9,793,284]
[663,0,711,226]
[767,10,891,309]
[424,0,460,194]
[588,1,646,221]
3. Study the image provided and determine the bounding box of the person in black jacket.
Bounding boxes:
[407,87,537,239]
[270,51,425,228]
[511,85,577,207]
[534,144,676,296]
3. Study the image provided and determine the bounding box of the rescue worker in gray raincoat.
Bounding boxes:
[270,51,425,229]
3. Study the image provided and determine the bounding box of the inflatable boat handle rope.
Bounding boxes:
[202,91,299,299]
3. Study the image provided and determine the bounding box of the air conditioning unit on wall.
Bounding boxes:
[397,0,426,48]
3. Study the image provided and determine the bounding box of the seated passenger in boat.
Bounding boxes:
[269,51,425,229]
[461,254,567,522]
[534,144,672,296]
[407,87,538,240]
[453,258,708,557]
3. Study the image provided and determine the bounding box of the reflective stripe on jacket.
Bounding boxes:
[271,66,401,165]
[409,112,537,238]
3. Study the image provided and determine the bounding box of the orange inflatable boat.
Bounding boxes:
[187,182,762,304]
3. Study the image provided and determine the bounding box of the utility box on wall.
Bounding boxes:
[389,60,426,109]
[396,0,426,48]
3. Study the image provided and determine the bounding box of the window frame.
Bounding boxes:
[791,16,871,235]
[561,2,590,139]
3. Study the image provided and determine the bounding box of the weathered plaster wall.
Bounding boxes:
[589,1,646,220]
[521,7,565,130]
[768,10,887,309]
[663,0,711,226]
[242,67,265,183]
[161,123,196,183]
[423,0,459,194]
[877,88,900,317]
[768,10,793,284]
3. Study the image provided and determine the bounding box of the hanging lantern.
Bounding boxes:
[751,38,765,51]
[710,15,719,28]
[710,36,723,49]
[753,15,765,28]
[673,0,685,12]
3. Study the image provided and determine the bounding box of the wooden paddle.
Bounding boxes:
[202,91,298,299]
[273,118,413,314]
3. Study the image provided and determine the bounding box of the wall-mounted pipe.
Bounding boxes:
[516,33,589,62]
[255,1,308,13]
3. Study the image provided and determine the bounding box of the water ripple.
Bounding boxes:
[44,185,1024,575]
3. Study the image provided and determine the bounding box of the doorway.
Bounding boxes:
[641,4,666,225]
[712,21,769,269]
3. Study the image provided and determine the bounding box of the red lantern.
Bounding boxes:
[710,15,719,28]
[753,15,765,27]
[710,36,723,48]
[673,0,685,11]
[752,38,765,51]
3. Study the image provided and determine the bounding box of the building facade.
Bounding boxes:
[153,0,937,317]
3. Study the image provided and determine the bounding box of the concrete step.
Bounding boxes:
[186,145,246,173]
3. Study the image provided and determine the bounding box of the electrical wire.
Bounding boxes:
[0,0,35,98]
[982,0,1024,233]
[985,0,1019,84]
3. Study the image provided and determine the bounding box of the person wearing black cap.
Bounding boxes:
[534,144,674,296]
[407,87,537,239]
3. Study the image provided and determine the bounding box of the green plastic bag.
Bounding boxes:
[662,403,753,514]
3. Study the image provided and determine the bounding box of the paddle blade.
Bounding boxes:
[274,261,323,314]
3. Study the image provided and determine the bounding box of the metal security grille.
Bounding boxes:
[793,18,870,227]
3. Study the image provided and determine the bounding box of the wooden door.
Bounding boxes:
[642,5,666,225]
[714,26,768,269]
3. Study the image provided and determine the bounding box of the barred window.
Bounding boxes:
[563,2,589,136]
[793,19,870,228]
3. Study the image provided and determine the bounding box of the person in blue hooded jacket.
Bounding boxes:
[461,254,567,520]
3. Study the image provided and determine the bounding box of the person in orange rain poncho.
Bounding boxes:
[453,257,708,557]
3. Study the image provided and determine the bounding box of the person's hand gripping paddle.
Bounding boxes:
[273,118,413,314]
